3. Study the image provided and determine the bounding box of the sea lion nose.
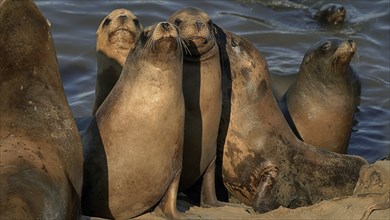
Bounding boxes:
[194,21,204,32]
[161,22,170,30]
[119,14,127,23]
[348,39,356,50]
[338,7,345,13]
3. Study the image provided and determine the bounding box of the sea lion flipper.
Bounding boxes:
[200,156,224,207]
[252,166,279,213]
[155,170,182,219]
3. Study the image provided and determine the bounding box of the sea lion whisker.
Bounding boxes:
[179,37,192,56]
[351,50,360,73]
[143,37,156,60]
[179,36,193,55]
[181,36,191,46]
[175,37,184,53]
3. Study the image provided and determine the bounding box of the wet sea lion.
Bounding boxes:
[167,8,223,206]
[0,0,83,219]
[313,3,346,25]
[213,25,367,212]
[92,9,142,114]
[82,22,184,219]
[279,38,359,153]
[256,1,346,26]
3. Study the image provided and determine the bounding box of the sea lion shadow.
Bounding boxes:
[93,51,123,114]
[214,24,233,203]
[180,41,203,206]
[81,117,113,218]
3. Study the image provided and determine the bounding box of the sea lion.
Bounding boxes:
[279,38,359,154]
[254,1,346,25]
[92,9,142,114]
[0,0,83,219]
[82,22,185,219]
[213,24,367,212]
[167,8,223,207]
[313,3,346,25]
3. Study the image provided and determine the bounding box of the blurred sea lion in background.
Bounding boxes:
[92,9,142,114]
[253,1,346,25]
[313,3,346,25]
[0,0,83,219]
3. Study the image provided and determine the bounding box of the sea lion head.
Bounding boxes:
[130,21,183,63]
[315,3,346,25]
[168,7,216,56]
[300,38,356,81]
[96,9,142,59]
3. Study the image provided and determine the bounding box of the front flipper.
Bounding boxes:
[200,156,225,207]
[155,170,182,219]
[252,166,279,213]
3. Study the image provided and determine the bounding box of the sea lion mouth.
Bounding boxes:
[151,22,179,41]
[184,36,209,49]
[330,14,345,24]
[109,27,134,49]
[189,36,208,42]
[333,50,355,64]
[154,35,177,44]
[111,27,132,37]
[334,40,356,61]
[341,51,354,58]
[145,22,181,52]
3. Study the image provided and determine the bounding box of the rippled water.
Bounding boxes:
[35,0,390,163]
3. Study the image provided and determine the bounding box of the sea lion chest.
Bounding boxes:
[181,50,222,187]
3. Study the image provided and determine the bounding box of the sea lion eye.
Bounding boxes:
[321,41,331,51]
[143,30,150,37]
[133,19,141,29]
[103,18,111,27]
[207,20,213,27]
[174,18,182,26]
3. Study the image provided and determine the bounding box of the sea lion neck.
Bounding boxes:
[183,41,218,62]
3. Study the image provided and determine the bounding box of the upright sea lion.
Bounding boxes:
[279,38,359,153]
[92,9,142,114]
[213,25,367,212]
[167,8,223,207]
[0,0,83,219]
[82,22,184,219]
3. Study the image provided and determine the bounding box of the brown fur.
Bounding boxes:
[93,9,142,114]
[168,8,223,207]
[214,25,367,212]
[281,38,359,153]
[0,0,83,219]
[314,3,346,24]
[82,22,184,219]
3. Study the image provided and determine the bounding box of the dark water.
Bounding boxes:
[35,0,390,163]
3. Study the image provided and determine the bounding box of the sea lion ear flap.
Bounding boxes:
[133,18,143,31]
[304,56,311,64]
[213,25,218,35]
[304,55,311,64]
[46,18,51,28]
